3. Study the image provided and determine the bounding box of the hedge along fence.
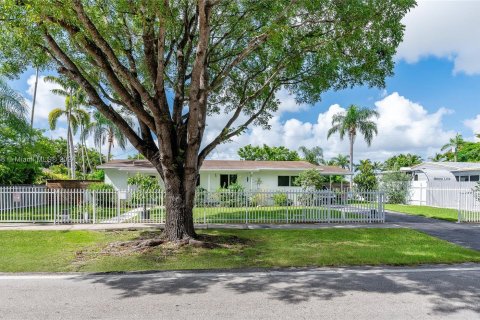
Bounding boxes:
[0,187,385,224]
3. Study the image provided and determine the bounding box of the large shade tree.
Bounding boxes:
[0,0,414,241]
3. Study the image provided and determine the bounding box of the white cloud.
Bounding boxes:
[464,115,480,141]
[397,0,480,75]
[207,92,455,162]
[26,74,66,128]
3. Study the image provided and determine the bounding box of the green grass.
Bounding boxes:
[385,204,458,222]
[1,228,479,272]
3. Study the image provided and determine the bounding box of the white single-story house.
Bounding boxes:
[401,162,480,182]
[98,160,351,191]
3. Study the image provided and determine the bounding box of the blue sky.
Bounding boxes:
[6,1,480,162]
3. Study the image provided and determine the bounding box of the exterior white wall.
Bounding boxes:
[105,168,317,191]
[198,170,305,191]
[104,169,163,190]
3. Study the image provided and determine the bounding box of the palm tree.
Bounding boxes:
[441,133,464,162]
[83,110,133,162]
[0,77,29,126]
[327,105,379,185]
[331,154,349,169]
[372,161,384,172]
[47,76,90,179]
[429,153,444,162]
[299,146,324,165]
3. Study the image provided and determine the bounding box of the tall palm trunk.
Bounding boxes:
[30,67,39,128]
[107,128,114,162]
[349,131,355,189]
[66,111,76,179]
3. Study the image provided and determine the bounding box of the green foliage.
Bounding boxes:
[195,187,208,207]
[0,118,56,185]
[328,105,379,146]
[296,169,328,190]
[86,169,104,181]
[87,182,115,191]
[327,105,379,172]
[383,153,422,171]
[0,77,28,126]
[217,183,246,207]
[441,133,464,162]
[127,174,161,191]
[49,164,69,176]
[238,144,300,161]
[127,153,146,160]
[88,183,115,206]
[380,171,411,204]
[299,146,323,165]
[453,142,480,162]
[330,154,349,169]
[127,174,162,205]
[83,111,133,161]
[353,159,378,191]
[273,193,292,207]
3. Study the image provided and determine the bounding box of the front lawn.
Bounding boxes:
[385,204,458,222]
[0,228,479,272]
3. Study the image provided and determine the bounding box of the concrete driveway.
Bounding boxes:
[1,265,479,320]
[386,211,480,251]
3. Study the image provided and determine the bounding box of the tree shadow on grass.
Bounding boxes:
[75,267,480,316]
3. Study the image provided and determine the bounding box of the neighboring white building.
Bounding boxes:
[402,162,480,182]
[97,160,351,191]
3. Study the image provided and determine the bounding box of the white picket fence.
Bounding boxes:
[405,181,480,223]
[0,187,385,224]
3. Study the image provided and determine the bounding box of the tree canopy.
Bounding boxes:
[0,0,415,240]
[237,144,300,161]
[353,159,377,191]
[383,153,422,171]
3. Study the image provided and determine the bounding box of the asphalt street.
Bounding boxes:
[1,265,479,320]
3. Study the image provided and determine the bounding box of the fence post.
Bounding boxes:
[457,190,462,223]
[92,191,96,224]
[327,192,331,223]
[245,192,249,225]
[117,190,121,223]
[53,189,57,225]
[203,191,207,225]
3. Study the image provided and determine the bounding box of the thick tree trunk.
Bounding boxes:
[162,173,197,241]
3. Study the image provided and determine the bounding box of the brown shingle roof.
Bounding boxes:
[98,159,351,175]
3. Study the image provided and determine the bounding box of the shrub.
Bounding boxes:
[250,192,269,207]
[273,193,292,206]
[195,187,208,207]
[87,169,105,181]
[87,182,114,191]
[127,174,163,205]
[218,183,246,207]
[379,171,411,204]
[87,183,116,206]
